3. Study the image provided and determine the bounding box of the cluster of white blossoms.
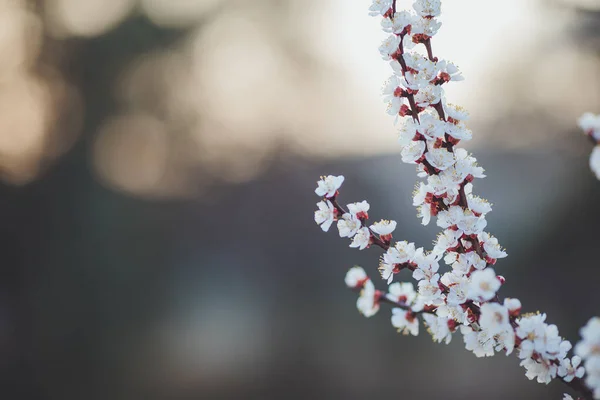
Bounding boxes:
[313,1,599,398]
[578,113,600,179]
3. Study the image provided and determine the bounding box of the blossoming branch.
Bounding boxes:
[314,1,600,399]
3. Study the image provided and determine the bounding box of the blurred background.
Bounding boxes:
[0,0,600,399]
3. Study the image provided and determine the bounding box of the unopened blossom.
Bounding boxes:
[357,280,380,317]
[461,325,495,358]
[345,266,368,289]
[370,220,397,237]
[401,140,426,164]
[423,313,453,344]
[314,200,335,232]
[369,0,393,17]
[338,213,361,238]
[558,356,585,383]
[315,175,344,198]
[504,297,522,317]
[468,268,501,302]
[413,0,442,18]
[479,303,511,335]
[350,227,371,250]
[391,308,419,336]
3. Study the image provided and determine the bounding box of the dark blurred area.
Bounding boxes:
[1,0,600,399]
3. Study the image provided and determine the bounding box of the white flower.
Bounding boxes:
[590,146,600,180]
[387,281,417,304]
[337,213,361,238]
[432,229,460,257]
[441,271,468,305]
[398,117,420,145]
[423,314,452,344]
[412,0,442,18]
[391,11,416,34]
[412,250,439,281]
[357,280,380,317]
[369,0,393,17]
[516,314,562,360]
[314,200,335,232]
[411,17,442,38]
[417,112,446,140]
[379,241,416,283]
[468,268,501,301]
[444,103,470,122]
[520,357,557,384]
[425,145,455,171]
[417,276,443,305]
[480,232,508,259]
[457,212,487,235]
[461,325,495,358]
[414,84,442,107]
[558,356,585,383]
[345,266,368,289]
[479,303,511,335]
[575,317,600,361]
[391,308,419,336]
[578,112,600,140]
[467,195,492,216]
[392,308,419,336]
[401,140,426,164]
[437,206,464,229]
[379,34,402,60]
[350,227,371,250]
[387,241,417,265]
[417,203,431,226]
[370,220,397,236]
[563,395,574,400]
[496,328,516,355]
[436,60,464,82]
[446,121,472,141]
[451,252,486,275]
[347,200,370,219]
[315,175,344,198]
